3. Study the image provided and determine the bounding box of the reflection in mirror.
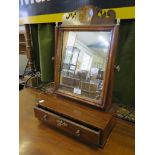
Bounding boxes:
[59,31,112,102]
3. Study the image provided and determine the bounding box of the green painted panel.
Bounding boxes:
[113,20,135,105]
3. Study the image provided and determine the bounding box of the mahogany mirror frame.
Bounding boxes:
[54,25,119,109]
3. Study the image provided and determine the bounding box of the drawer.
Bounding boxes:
[34,107,101,145]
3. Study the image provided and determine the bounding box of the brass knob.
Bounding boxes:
[114,65,120,72]
[43,115,48,121]
[76,129,80,137]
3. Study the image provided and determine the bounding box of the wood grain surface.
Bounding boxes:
[19,88,135,155]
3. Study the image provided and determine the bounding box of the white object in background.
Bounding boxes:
[74,88,81,95]
[90,68,99,76]
[39,100,45,103]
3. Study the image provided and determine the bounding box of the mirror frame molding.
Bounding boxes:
[54,25,119,109]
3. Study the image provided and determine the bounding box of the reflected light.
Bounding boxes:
[19,140,30,154]
[99,36,109,47]
[20,11,28,17]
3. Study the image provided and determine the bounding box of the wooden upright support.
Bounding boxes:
[25,24,35,72]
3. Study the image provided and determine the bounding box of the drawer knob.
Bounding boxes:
[76,129,80,137]
[43,115,48,121]
[56,119,68,127]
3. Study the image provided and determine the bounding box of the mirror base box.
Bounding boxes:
[34,93,114,147]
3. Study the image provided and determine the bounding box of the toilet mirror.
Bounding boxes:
[55,26,118,108]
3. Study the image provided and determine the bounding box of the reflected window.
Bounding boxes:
[71,48,79,65]
[64,47,72,64]
[81,53,92,70]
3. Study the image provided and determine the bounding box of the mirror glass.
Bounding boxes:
[59,31,112,102]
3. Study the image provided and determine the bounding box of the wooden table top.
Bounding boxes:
[19,88,135,155]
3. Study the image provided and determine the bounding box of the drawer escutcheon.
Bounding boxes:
[56,119,68,127]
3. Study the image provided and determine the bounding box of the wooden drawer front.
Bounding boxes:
[34,107,101,145]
